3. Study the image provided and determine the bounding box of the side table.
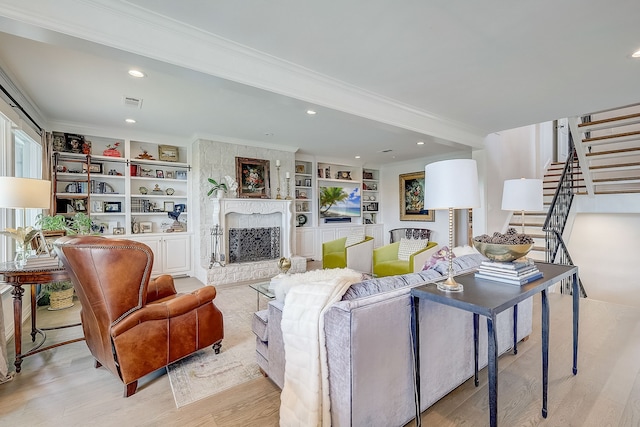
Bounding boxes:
[0,261,85,373]
[410,262,579,427]
[249,281,275,310]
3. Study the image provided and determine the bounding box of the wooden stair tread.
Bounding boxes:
[583,129,640,143]
[589,162,640,170]
[578,112,640,128]
[585,146,640,157]
[592,176,640,183]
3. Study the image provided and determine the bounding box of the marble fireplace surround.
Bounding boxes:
[208,198,304,285]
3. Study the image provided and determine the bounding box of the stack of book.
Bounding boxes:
[24,254,62,269]
[475,259,543,285]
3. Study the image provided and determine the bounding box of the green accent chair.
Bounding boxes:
[373,241,439,277]
[322,236,375,273]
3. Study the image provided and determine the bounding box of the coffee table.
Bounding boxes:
[248,281,275,310]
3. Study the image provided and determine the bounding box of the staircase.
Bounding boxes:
[569,103,640,196]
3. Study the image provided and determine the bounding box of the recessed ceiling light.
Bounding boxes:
[125,118,136,124]
[355,155,361,159]
[306,110,317,115]
[417,141,425,145]
[128,69,146,78]
[633,49,640,58]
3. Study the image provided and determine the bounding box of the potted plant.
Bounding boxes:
[207,178,228,199]
[68,212,93,235]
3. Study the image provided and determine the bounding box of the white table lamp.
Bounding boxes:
[501,178,543,235]
[424,159,480,292]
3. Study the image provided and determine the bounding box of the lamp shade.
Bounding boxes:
[424,159,480,209]
[501,178,543,212]
[0,177,51,209]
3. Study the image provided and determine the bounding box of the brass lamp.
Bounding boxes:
[424,159,480,292]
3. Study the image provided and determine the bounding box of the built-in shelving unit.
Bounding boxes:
[294,160,314,228]
[50,132,193,276]
[362,168,379,225]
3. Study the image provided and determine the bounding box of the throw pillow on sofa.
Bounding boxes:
[397,238,428,261]
[422,245,455,270]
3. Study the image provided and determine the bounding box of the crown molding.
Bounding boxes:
[0,0,485,148]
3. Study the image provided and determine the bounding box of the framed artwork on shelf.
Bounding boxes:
[139,221,153,233]
[73,199,87,212]
[82,163,102,174]
[156,170,164,178]
[164,201,175,212]
[158,145,179,162]
[295,164,306,173]
[104,201,122,213]
[176,170,187,180]
[399,171,434,221]
[235,157,270,198]
[166,171,174,179]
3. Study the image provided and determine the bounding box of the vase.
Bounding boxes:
[102,148,122,157]
[14,245,31,268]
[217,189,224,199]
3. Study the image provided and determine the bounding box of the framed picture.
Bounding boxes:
[164,201,175,212]
[92,200,103,213]
[176,170,187,180]
[140,221,153,233]
[399,171,434,221]
[113,227,125,235]
[104,201,122,213]
[166,171,174,179]
[235,157,270,198]
[73,199,86,212]
[156,170,164,178]
[295,164,306,173]
[158,145,179,162]
[82,162,102,174]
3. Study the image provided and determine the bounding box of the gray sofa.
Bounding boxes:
[252,254,533,426]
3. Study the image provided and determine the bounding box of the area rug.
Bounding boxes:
[168,282,263,408]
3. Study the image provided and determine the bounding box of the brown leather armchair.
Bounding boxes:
[54,235,224,397]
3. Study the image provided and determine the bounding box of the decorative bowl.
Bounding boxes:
[472,240,534,262]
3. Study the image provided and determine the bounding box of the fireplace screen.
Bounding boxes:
[228,227,281,263]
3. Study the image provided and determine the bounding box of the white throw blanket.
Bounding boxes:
[277,269,363,427]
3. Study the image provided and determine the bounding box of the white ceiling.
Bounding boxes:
[0,0,638,165]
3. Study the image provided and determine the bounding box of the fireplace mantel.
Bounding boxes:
[212,198,294,263]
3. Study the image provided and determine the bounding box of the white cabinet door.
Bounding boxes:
[296,228,316,258]
[129,235,162,277]
[162,234,192,275]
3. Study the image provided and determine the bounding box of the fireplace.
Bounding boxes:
[211,199,293,265]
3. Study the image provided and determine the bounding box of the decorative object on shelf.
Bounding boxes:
[132,220,140,234]
[209,224,225,267]
[207,178,227,199]
[337,170,352,180]
[139,186,148,195]
[318,168,324,178]
[296,214,307,227]
[399,171,434,221]
[158,145,179,162]
[73,199,87,212]
[295,164,305,173]
[424,159,480,292]
[135,150,155,160]
[102,142,122,157]
[52,132,66,152]
[113,227,125,235]
[164,201,175,212]
[156,170,164,178]
[224,175,238,198]
[107,169,121,176]
[363,171,374,180]
[64,133,86,154]
[165,187,175,195]
[277,257,292,274]
[501,178,543,235]
[152,184,164,195]
[167,204,186,232]
[166,171,174,179]
[176,170,187,180]
[235,157,270,198]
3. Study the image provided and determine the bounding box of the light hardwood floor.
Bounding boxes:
[1,275,639,426]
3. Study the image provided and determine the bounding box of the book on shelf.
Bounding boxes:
[475,270,543,286]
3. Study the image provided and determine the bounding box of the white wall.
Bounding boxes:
[567,212,640,308]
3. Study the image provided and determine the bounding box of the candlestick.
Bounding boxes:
[286,171,290,179]
[285,176,292,200]
[275,164,282,199]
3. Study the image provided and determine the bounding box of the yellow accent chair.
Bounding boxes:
[373,240,439,277]
[322,236,375,273]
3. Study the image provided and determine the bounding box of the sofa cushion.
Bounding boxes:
[422,246,454,271]
[342,269,443,300]
[252,309,269,342]
[432,253,487,276]
[397,238,428,261]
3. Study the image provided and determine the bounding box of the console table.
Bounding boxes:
[0,261,84,373]
[410,262,579,427]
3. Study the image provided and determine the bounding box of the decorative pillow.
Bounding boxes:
[397,238,428,261]
[345,229,365,247]
[422,246,455,270]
